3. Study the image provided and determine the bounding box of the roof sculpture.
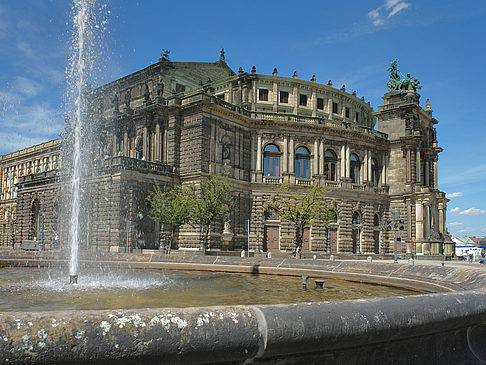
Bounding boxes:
[386,59,422,92]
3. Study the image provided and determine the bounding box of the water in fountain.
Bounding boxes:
[64,0,109,283]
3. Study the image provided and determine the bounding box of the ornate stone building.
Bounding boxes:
[0,54,451,256]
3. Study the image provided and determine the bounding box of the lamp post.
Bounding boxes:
[386,208,405,264]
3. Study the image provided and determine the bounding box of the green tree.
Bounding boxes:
[192,175,233,254]
[146,183,195,253]
[267,184,335,257]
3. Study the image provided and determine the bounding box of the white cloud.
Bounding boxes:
[0,131,48,154]
[446,191,463,199]
[368,1,411,26]
[481,228,486,232]
[388,2,410,17]
[449,207,460,214]
[14,77,43,97]
[447,222,462,227]
[458,208,486,216]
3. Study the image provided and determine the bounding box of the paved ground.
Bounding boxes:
[371,257,486,270]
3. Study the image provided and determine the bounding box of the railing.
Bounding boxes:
[98,156,174,175]
[253,111,388,139]
[263,176,283,184]
[296,178,313,186]
[352,183,366,191]
[323,180,342,188]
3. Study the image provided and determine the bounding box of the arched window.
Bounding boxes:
[295,146,310,179]
[350,153,360,183]
[352,212,362,226]
[264,207,279,221]
[374,214,380,227]
[263,144,281,177]
[324,149,337,181]
[371,158,380,186]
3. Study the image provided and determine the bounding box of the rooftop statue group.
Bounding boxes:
[387,59,421,92]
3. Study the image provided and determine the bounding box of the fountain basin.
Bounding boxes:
[1,252,486,364]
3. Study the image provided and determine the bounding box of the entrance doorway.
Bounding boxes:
[302,227,310,253]
[374,230,380,254]
[264,226,279,252]
[329,228,338,253]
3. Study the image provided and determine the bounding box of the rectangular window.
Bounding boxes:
[175,83,185,94]
[317,98,324,110]
[332,102,338,114]
[280,91,289,103]
[345,107,350,118]
[355,112,359,123]
[259,89,269,101]
[299,94,308,106]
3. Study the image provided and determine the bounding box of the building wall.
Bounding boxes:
[0,60,449,255]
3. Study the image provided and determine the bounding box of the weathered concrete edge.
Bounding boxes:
[1,290,486,364]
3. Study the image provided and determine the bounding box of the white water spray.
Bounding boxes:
[66,0,108,281]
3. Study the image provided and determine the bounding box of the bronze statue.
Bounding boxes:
[386,59,421,92]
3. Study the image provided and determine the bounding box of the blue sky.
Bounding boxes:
[0,0,485,236]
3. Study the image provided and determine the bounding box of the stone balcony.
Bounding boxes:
[260,175,388,194]
[97,156,174,176]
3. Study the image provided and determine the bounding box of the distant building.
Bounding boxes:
[0,54,451,256]
[452,236,480,259]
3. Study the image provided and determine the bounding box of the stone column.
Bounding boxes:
[328,97,333,120]
[426,203,431,239]
[367,149,372,182]
[319,139,324,175]
[251,134,255,172]
[256,133,262,172]
[341,145,346,179]
[381,154,387,185]
[123,130,128,156]
[154,123,160,161]
[289,137,295,173]
[345,145,350,179]
[411,149,416,182]
[313,140,319,177]
[406,148,411,183]
[273,81,278,112]
[434,158,438,190]
[283,136,288,174]
[292,85,298,114]
[252,80,257,111]
[143,126,148,159]
[111,134,117,158]
[415,201,423,253]
[416,150,421,184]
[228,81,233,105]
[425,159,430,187]
[438,204,445,236]
[311,89,317,117]
[407,204,413,253]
